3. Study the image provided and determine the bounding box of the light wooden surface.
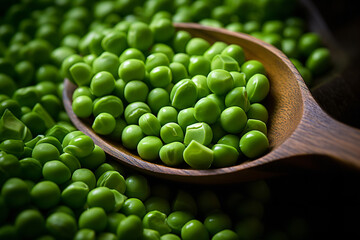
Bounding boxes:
[63,23,360,184]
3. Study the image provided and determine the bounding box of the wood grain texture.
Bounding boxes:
[63,23,360,184]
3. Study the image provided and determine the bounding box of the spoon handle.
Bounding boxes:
[290,99,360,169]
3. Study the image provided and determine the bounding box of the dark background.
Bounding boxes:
[268,1,360,239]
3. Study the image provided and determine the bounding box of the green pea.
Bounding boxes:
[61,54,84,83]
[78,207,107,232]
[177,108,196,132]
[167,211,194,235]
[186,37,210,56]
[125,174,150,201]
[87,187,115,212]
[221,106,247,134]
[51,46,76,67]
[305,47,331,75]
[63,134,94,158]
[119,48,145,63]
[243,20,261,34]
[149,66,172,88]
[160,123,184,144]
[137,136,163,161]
[59,153,81,173]
[157,106,178,126]
[204,211,232,236]
[247,103,268,123]
[72,168,97,190]
[31,180,60,209]
[121,198,146,218]
[0,139,24,157]
[69,62,93,86]
[106,212,126,234]
[159,142,185,167]
[0,109,32,142]
[211,54,240,72]
[281,38,298,58]
[1,177,30,208]
[212,144,239,168]
[143,210,171,235]
[97,172,126,198]
[241,119,267,136]
[145,53,170,72]
[172,30,192,53]
[0,74,16,97]
[207,69,234,95]
[212,229,239,240]
[72,95,93,118]
[72,86,94,100]
[204,42,228,61]
[1,99,22,119]
[61,181,89,209]
[13,86,40,108]
[298,32,321,57]
[217,134,241,153]
[116,215,143,240]
[139,113,161,136]
[188,56,210,77]
[225,87,250,111]
[170,79,197,110]
[124,80,149,103]
[101,31,127,56]
[92,112,116,135]
[19,157,42,181]
[142,229,161,240]
[221,44,245,66]
[23,38,53,66]
[32,142,60,166]
[226,22,243,32]
[127,22,153,51]
[150,18,175,43]
[241,60,266,81]
[183,140,213,169]
[92,53,119,80]
[172,53,190,69]
[15,208,45,238]
[73,229,96,240]
[240,130,269,158]
[15,61,35,87]
[21,112,47,136]
[46,212,77,239]
[43,160,71,184]
[90,71,116,97]
[150,43,175,62]
[169,62,188,84]
[181,219,209,240]
[147,88,170,114]
[246,74,270,103]
[194,97,221,124]
[124,102,151,125]
[121,125,144,150]
[184,122,213,146]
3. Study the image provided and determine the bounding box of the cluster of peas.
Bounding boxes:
[0,118,271,240]
[63,0,331,87]
[69,19,270,169]
[0,0,325,239]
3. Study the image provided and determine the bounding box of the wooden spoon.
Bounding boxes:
[63,23,360,184]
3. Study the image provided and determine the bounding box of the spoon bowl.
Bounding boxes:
[63,23,360,184]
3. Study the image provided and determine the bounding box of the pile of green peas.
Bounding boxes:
[68,19,270,169]
[0,0,324,239]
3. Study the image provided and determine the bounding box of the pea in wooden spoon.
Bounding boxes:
[63,23,360,184]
